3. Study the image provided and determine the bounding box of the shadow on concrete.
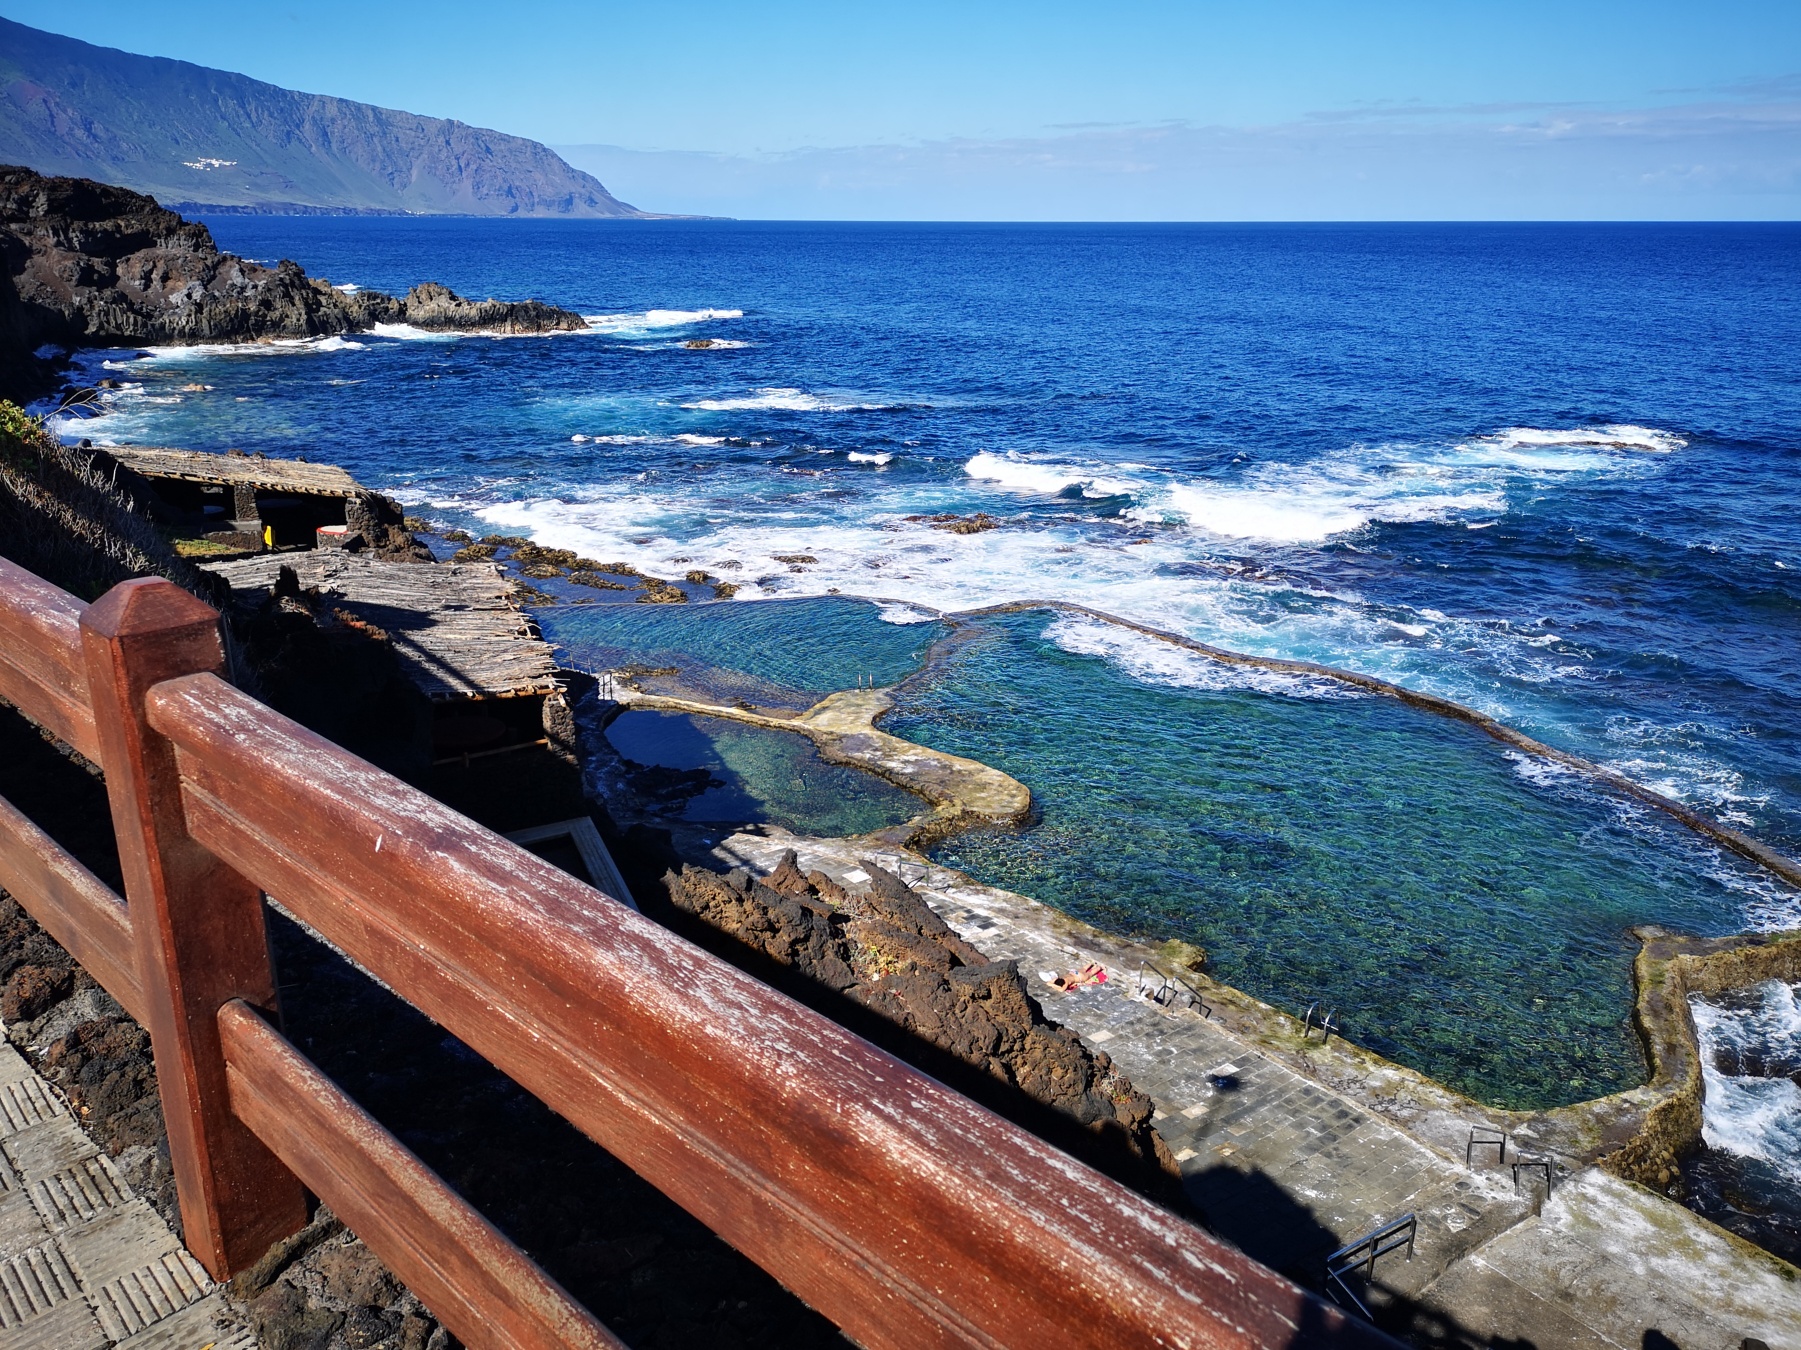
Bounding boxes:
[1185,1163,1341,1289]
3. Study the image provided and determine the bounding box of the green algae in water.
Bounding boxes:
[605,709,920,837]
[540,596,944,709]
[885,610,1797,1111]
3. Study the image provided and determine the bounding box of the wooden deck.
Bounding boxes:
[103,446,363,497]
[202,553,559,700]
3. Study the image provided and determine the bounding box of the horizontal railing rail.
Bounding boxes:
[0,556,102,763]
[0,562,1394,1349]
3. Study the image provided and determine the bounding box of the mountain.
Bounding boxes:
[0,17,648,217]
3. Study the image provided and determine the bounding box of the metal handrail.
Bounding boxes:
[1325,1213,1417,1320]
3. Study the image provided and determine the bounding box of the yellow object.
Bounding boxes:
[263,524,274,547]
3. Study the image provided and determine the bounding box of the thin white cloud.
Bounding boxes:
[557,91,1801,220]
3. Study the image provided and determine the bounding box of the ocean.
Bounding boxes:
[49,219,1801,1112]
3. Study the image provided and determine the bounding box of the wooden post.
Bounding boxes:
[80,578,309,1278]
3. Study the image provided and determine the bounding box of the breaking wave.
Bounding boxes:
[1692,982,1801,1190]
[683,387,898,412]
[963,425,1685,543]
[1043,614,1363,700]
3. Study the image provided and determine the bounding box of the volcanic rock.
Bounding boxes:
[0,166,587,365]
[662,852,1184,1205]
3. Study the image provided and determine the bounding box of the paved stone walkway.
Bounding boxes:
[713,830,1801,1350]
[0,1039,251,1350]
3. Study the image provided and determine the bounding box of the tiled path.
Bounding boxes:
[0,1040,251,1350]
[714,830,1801,1349]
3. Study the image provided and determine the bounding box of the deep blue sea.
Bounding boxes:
[49,219,1801,1111]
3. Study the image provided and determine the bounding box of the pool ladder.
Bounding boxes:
[1135,963,1210,1017]
[1302,1002,1341,1042]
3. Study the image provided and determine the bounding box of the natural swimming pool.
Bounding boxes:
[546,596,1799,1109]
[603,708,922,839]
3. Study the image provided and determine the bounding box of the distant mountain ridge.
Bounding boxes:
[0,17,650,217]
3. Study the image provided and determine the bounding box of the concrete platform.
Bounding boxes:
[712,828,1801,1350]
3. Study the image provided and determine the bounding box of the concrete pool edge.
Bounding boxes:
[715,826,1801,1184]
[695,828,1801,1346]
[605,683,1032,845]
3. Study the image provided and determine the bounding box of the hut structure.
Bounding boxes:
[202,551,562,766]
[100,445,370,549]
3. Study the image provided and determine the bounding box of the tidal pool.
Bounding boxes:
[540,595,944,709]
[554,596,1798,1108]
[604,708,920,838]
[884,610,1797,1110]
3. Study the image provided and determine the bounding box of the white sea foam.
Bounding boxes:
[674,434,727,446]
[965,451,1136,499]
[848,451,895,465]
[1043,615,1363,700]
[876,602,939,625]
[683,388,895,412]
[584,308,743,334]
[1491,424,1684,453]
[1691,982,1801,1187]
[370,323,461,341]
[949,424,1689,544]
[132,334,368,361]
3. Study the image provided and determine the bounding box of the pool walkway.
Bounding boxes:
[711,828,1801,1350]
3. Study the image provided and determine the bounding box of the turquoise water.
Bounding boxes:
[604,709,920,838]
[543,596,944,709]
[885,610,1797,1110]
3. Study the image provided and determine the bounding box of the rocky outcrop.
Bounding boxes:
[396,282,585,336]
[662,852,1186,1207]
[0,166,587,371]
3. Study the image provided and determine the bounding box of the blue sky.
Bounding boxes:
[7,1,1799,218]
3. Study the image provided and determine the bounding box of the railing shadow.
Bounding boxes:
[264,907,850,1349]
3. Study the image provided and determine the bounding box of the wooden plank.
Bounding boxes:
[0,556,102,762]
[218,1000,624,1350]
[0,794,144,1023]
[202,554,559,699]
[79,579,310,1278]
[505,818,637,911]
[149,672,1395,1350]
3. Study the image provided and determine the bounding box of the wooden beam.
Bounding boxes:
[0,556,102,762]
[0,794,143,1023]
[219,1000,623,1350]
[80,579,309,1278]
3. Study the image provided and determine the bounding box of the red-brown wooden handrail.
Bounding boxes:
[0,555,102,763]
[218,999,623,1350]
[0,794,144,1021]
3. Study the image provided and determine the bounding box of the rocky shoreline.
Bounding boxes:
[0,166,588,401]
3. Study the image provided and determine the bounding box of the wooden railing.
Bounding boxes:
[0,559,1395,1350]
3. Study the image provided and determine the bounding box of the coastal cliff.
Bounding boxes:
[0,16,647,218]
[0,166,587,386]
